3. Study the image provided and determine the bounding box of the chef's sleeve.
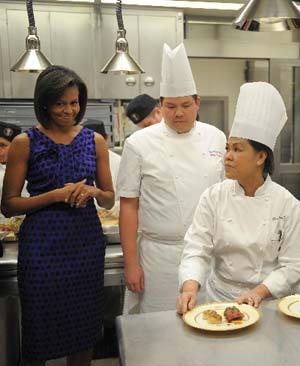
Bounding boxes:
[263,198,300,298]
[117,139,142,198]
[179,188,215,290]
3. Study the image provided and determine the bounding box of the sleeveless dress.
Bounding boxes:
[18,127,106,361]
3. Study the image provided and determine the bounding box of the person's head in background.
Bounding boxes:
[84,121,109,144]
[126,94,162,129]
[0,122,22,164]
[159,43,200,134]
[34,65,88,129]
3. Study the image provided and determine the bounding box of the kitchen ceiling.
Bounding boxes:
[50,1,300,19]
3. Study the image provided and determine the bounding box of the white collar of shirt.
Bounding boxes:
[232,175,272,197]
[162,120,197,138]
[0,164,6,172]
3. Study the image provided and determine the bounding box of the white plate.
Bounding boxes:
[183,302,260,331]
[278,295,300,319]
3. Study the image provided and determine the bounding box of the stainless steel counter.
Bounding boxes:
[116,300,299,366]
[0,240,124,287]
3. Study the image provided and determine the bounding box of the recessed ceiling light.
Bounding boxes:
[101,1,244,11]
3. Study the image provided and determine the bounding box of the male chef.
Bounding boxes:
[0,121,22,201]
[126,94,162,129]
[118,43,226,313]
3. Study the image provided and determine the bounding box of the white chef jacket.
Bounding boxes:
[179,177,300,301]
[118,120,226,312]
[118,121,226,241]
[0,164,28,224]
[109,150,121,195]
[95,149,121,215]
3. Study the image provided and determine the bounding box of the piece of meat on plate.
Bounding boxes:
[224,306,244,322]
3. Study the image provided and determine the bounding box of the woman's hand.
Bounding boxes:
[55,179,91,207]
[66,182,100,208]
[236,290,262,308]
[236,284,271,308]
[124,262,144,293]
[176,291,197,315]
[176,280,199,314]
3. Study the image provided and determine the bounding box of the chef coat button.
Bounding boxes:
[227,218,233,223]
[170,154,174,158]
[202,153,206,156]
[265,197,269,202]
[204,174,208,178]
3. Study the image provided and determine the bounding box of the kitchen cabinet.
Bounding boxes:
[99,10,184,99]
[3,7,96,98]
[49,11,97,97]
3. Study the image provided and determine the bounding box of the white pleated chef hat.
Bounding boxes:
[230,82,287,151]
[160,43,197,97]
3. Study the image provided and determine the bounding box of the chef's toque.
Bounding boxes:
[230,82,287,151]
[160,43,197,97]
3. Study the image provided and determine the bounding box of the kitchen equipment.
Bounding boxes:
[11,0,51,72]
[234,0,300,32]
[101,0,144,75]
[116,300,298,366]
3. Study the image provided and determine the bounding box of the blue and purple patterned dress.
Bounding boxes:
[18,126,106,361]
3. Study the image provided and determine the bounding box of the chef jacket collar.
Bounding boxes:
[162,120,197,137]
[233,175,272,197]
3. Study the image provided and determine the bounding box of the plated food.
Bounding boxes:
[224,306,245,323]
[202,309,222,324]
[183,302,259,331]
[97,209,118,227]
[0,217,23,241]
[278,295,300,319]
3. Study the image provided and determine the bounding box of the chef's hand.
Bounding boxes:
[124,263,144,293]
[236,284,271,308]
[55,179,87,205]
[176,291,197,315]
[176,280,199,314]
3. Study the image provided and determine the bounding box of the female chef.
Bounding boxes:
[177,82,300,313]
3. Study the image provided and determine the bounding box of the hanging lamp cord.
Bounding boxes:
[26,0,36,27]
[116,0,124,30]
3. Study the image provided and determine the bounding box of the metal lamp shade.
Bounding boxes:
[11,26,51,72]
[234,0,300,31]
[101,29,144,74]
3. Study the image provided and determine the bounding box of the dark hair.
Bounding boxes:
[160,94,198,103]
[84,121,107,139]
[248,139,274,177]
[34,65,88,128]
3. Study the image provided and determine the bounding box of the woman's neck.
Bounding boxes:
[238,173,265,197]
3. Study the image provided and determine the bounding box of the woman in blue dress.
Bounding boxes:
[1,66,115,366]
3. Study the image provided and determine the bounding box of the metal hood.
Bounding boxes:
[234,0,300,31]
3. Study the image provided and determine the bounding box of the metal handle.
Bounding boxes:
[144,76,155,87]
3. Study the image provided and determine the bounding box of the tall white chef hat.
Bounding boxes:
[230,82,287,151]
[160,43,197,97]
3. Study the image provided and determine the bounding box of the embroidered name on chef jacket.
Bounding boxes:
[209,150,223,158]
